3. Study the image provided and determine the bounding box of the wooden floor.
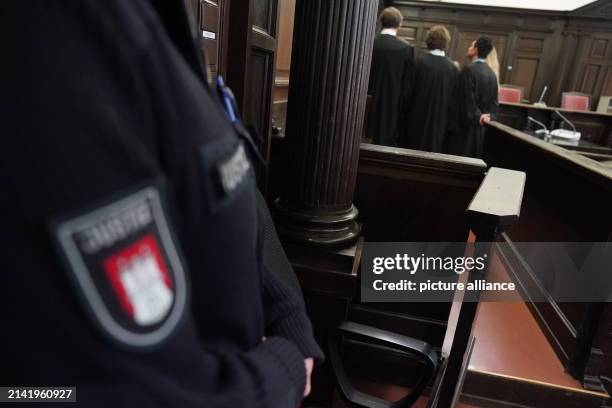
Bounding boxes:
[468,252,583,390]
[470,301,582,390]
[462,253,611,407]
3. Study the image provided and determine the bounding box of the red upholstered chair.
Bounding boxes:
[498,85,523,104]
[561,92,591,111]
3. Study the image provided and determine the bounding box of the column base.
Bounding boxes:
[273,198,361,247]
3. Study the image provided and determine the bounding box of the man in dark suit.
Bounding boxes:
[366,7,414,147]
[450,35,499,158]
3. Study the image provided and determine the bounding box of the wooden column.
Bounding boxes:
[275,0,378,246]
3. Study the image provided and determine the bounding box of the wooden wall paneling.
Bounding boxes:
[496,104,525,130]
[565,0,612,106]
[550,31,581,107]
[498,30,519,84]
[581,34,612,108]
[508,56,540,101]
[271,0,295,135]
[217,0,230,78]
[244,49,272,135]
[398,22,418,44]
[601,66,612,97]
[226,0,280,192]
[354,143,487,244]
[186,0,229,79]
[507,31,550,101]
[591,36,611,58]
[273,0,295,98]
[200,0,221,77]
[392,1,612,112]
[530,24,565,105]
[447,24,462,64]
[399,21,429,58]
[352,143,485,350]
[250,0,279,191]
[225,2,251,110]
[565,34,598,107]
[582,64,603,97]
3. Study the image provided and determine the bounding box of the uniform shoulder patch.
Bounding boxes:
[50,182,188,350]
[199,137,255,214]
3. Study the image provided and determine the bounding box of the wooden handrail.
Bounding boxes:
[467,167,526,231]
[428,167,526,408]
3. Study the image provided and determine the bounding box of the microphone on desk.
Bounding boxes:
[553,110,577,134]
[533,86,548,107]
[551,110,581,141]
[527,116,548,134]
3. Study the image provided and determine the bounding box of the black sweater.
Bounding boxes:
[1,1,322,407]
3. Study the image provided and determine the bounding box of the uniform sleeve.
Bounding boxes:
[3,3,309,407]
[198,336,308,407]
[262,267,325,363]
[256,191,325,363]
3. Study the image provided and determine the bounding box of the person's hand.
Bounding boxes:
[303,357,314,397]
[479,113,491,126]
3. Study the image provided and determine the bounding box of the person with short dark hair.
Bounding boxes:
[475,35,494,59]
[448,35,499,158]
[400,25,458,153]
[366,7,414,147]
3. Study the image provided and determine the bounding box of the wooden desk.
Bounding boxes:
[498,102,612,148]
[523,130,612,156]
[484,121,612,395]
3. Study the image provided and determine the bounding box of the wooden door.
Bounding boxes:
[226,0,280,191]
[568,33,612,109]
[504,31,548,102]
[186,0,229,79]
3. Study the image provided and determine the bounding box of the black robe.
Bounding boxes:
[366,33,414,147]
[449,61,499,158]
[400,53,459,153]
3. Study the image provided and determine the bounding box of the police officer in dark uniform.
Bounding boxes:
[1,1,323,406]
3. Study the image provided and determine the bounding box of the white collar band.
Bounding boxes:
[381,28,398,36]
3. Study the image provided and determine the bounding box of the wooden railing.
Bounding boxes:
[484,121,612,393]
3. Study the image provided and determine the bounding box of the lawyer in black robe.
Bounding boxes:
[401,26,458,153]
[450,37,499,158]
[366,8,414,147]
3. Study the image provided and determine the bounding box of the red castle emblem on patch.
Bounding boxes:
[103,235,174,326]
